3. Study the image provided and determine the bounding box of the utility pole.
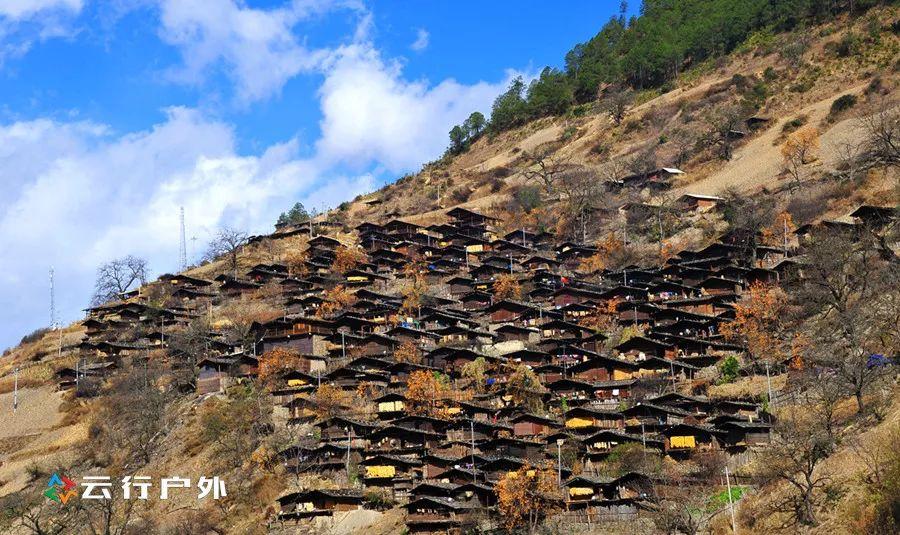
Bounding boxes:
[556,438,565,487]
[179,206,187,270]
[345,427,352,483]
[725,465,737,534]
[765,361,774,408]
[13,368,19,412]
[470,420,476,482]
[783,215,788,257]
[669,359,676,392]
[49,267,56,328]
[658,206,664,255]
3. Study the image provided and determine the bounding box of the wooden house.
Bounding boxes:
[404,496,475,534]
[276,489,365,520]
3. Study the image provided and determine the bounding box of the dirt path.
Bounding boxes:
[0,385,63,439]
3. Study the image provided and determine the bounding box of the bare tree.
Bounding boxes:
[670,127,698,167]
[205,227,248,277]
[1,493,72,535]
[720,187,776,265]
[169,317,211,360]
[798,368,845,439]
[704,104,746,160]
[836,138,865,182]
[797,230,899,414]
[756,406,835,527]
[91,255,148,305]
[556,165,603,242]
[90,363,172,467]
[599,84,633,126]
[520,146,576,194]
[626,145,658,182]
[859,97,899,167]
[599,157,630,187]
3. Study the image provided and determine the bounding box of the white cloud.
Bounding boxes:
[0,107,373,349]
[410,28,428,52]
[315,43,514,172]
[0,0,522,350]
[0,0,82,20]
[156,0,362,104]
[0,0,83,62]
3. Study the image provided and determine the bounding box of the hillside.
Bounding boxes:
[1,5,899,535]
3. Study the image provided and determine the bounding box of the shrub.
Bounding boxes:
[492,166,513,178]
[836,32,862,57]
[449,188,470,204]
[364,489,397,509]
[829,94,858,117]
[865,77,884,96]
[781,115,807,135]
[19,327,50,346]
[25,462,46,482]
[718,355,740,384]
[590,142,609,156]
[511,185,542,213]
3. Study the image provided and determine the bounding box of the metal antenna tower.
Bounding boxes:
[179,206,187,270]
[49,267,57,329]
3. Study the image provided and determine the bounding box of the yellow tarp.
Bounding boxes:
[377,401,404,412]
[612,369,635,380]
[566,417,594,428]
[366,465,396,478]
[670,435,696,448]
[287,379,307,386]
[569,487,594,497]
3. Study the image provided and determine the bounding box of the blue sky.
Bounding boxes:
[0,0,635,350]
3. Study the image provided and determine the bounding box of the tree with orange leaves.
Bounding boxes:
[494,463,562,533]
[404,370,448,416]
[314,384,352,418]
[659,239,679,263]
[493,273,522,300]
[258,347,298,387]
[400,267,428,317]
[579,233,627,274]
[331,245,367,274]
[781,126,819,190]
[579,299,620,332]
[577,253,605,275]
[316,285,355,317]
[760,211,797,249]
[283,249,308,277]
[394,340,422,364]
[720,282,795,363]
